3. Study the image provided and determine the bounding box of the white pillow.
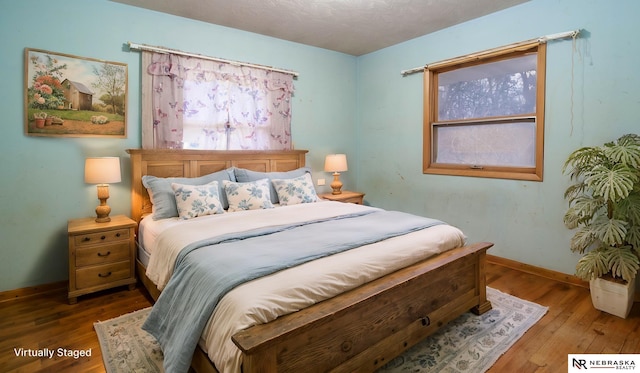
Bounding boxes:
[271,173,319,206]
[223,178,274,212]
[171,181,224,220]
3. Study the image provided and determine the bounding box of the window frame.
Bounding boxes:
[423,43,546,181]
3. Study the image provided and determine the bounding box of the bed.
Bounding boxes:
[127,148,493,373]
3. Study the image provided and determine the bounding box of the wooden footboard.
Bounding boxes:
[137,242,492,373]
[231,242,492,372]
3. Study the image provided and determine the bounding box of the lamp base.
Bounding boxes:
[95,185,112,223]
[95,203,112,223]
[330,172,343,195]
[95,215,112,223]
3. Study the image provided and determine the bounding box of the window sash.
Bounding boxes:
[432,117,537,166]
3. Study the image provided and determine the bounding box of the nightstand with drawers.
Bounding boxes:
[67,215,137,304]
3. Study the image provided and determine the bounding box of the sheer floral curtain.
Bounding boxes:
[146,52,294,150]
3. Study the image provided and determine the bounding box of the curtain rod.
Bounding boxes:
[127,42,299,77]
[400,29,580,76]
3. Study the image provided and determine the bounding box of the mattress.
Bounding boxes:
[138,201,466,373]
[137,214,182,267]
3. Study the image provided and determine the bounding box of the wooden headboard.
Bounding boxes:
[126,149,308,224]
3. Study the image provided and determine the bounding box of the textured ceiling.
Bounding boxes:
[113,0,529,56]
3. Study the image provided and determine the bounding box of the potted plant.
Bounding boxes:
[33,112,47,128]
[563,133,640,318]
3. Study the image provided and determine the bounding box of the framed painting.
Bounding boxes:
[24,48,128,138]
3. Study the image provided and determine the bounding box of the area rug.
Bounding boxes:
[376,287,548,372]
[94,308,163,373]
[94,287,547,373]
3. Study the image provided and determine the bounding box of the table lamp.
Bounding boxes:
[324,154,348,195]
[85,157,121,223]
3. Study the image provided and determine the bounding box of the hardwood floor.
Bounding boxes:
[0,263,638,373]
[0,285,153,372]
[486,264,640,373]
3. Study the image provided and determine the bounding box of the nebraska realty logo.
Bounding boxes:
[569,354,639,371]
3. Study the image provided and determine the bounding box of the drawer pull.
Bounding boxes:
[83,237,91,242]
[115,233,121,237]
[97,251,111,257]
[100,235,106,240]
[98,272,112,278]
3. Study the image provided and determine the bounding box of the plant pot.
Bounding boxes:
[35,118,45,128]
[589,277,636,318]
[45,117,53,126]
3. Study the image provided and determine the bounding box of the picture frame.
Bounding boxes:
[24,48,128,138]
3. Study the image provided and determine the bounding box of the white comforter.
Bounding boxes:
[141,201,466,373]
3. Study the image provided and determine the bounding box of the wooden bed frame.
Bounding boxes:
[127,148,493,373]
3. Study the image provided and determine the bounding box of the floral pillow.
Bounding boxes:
[223,178,274,212]
[233,167,312,204]
[271,173,319,206]
[171,181,224,220]
[142,168,235,220]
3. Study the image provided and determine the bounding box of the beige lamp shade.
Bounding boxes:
[85,157,122,184]
[324,154,348,173]
[85,157,121,223]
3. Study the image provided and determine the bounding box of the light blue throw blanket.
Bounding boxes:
[143,210,444,373]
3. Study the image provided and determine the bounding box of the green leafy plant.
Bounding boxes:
[563,134,640,282]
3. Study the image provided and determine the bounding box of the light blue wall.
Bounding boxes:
[2,0,639,292]
[0,0,357,292]
[356,0,640,275]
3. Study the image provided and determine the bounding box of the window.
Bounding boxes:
[141,51,295,150]
[423,43,546,181]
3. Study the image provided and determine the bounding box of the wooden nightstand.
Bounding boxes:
[319,191,365,204]
[67,215,137,304]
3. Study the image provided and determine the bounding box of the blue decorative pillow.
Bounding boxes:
[233,167,312,204]
[142,168,235,220]
[223,178,274,212]
[171,181,224,220]
[271,173,319,206]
